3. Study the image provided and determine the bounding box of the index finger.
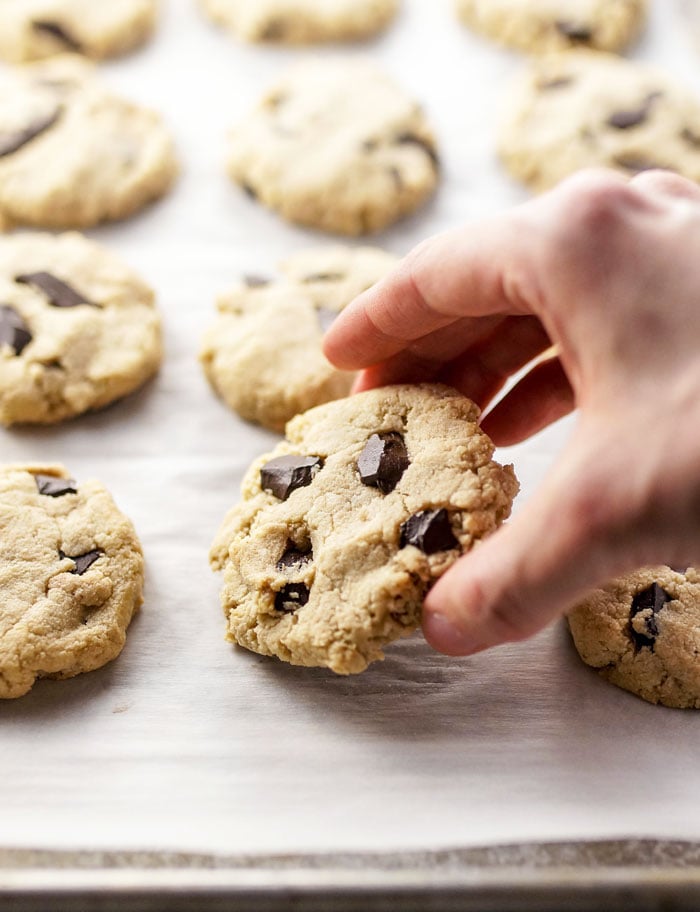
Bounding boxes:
[323,217,536,371]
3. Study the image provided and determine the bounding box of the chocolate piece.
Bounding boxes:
[539,77,574,91]
[316,307,338,333]
[613,155,664,174]
[34,473,78,497]
[260,18,287,41]
[31,20,82,51]
[0,305,32,355]
[400,509,458,555]
[276,540,313,571]
[357,432,410,495]
[394,132,440,168]
[555,20,593,42]
[241,182,258,200]
[607,92,661,130]
[681,128,700,148]
[630,582,672,650]
[242,275,271,288]
[261,454,323,501]
[274,582,309,613]
[59,548,103,576]
[302,273,344,284]
[0,106,61,158]
[15,272,94,308]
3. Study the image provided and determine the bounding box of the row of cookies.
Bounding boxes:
[4,49,700,236]
[0,0,653,61]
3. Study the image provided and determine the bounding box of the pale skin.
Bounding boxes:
[323,169,700,657]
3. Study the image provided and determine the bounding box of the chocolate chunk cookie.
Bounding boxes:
[0,1,158,63]
[210,385,519,674]
[456,0,646,54]
[568,566,700,708]
[0,232,162,425]
[0,55,178,230]
[226,59,439,236]
[200,245,398,431]
[199,0,398,44]
[499,50,700,191]
[0,463,144,699]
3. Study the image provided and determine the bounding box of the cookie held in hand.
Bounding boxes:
[0,463,144,699]
[210,384,519,674]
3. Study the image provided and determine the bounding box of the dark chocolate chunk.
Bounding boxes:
[241,182,258,200]
[606,92,662,130]
[0,106,61,158]
[261,454,323,501]
[276,539,313,571]
[31,19,82,51]
[400,509,458,555]
[357,432,410,495]
[34,473,77,497]
[15,272,95,308]
[681,127,700,148]
[613,155,664,174]
[302,273,345,283]
[274,582,309,613]
[555,20,593,42]
[260,18,287,41]
[242,274,271,288]
[0,305,32,355]
[670,565,690,575]
[316,307,338,333]
[394,132,440,168]
[59,548,103,576]
[629,582,672,650]
[538,77,575,91]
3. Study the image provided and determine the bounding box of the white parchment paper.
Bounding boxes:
[1,0,700,857]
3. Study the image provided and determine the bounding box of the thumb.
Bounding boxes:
[423,433,637,655]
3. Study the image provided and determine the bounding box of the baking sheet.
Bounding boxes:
[1,0,700,860]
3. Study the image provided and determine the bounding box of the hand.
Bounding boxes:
[323,169,700,656]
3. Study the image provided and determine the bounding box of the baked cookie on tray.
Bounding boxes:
[200,245,398,431]
[199,0,398,44]
[0,55,178,231]
[0,463,144,699]
[226,58,439,236]
[498,50,700,191]
[210,384,519,675]
[0,231,162,425]
[0,0,158,63]
[455,0,646,55]
[568,566,700,709]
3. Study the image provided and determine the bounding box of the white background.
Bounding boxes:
[1,0,700,857]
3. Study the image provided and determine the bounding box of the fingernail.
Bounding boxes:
[422,611,486,657]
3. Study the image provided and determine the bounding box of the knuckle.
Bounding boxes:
[556,168,641,235]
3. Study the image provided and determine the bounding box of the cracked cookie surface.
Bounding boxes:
[0,0,158,63]
[0,231,162,425]
[0,463,144,699]
[456,0,645,54]
[199,0,397,44]
[210,384,519,674]
[568,566,700,708]
[499,50,700,191]
[0,55,177,230]
[200,245,398,431]
[226,58,439,236]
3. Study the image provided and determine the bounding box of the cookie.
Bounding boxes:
[0,232,162,425]
[498,50,700,191]
[226,59,439,236]
[0,463,144,699]
[210,384,519,674]
[568,566,700,708]
[0,1,158,63]
[455,0,646,54]
[0,55,178,231]
[200,245,399,432]
[199,0,398,44]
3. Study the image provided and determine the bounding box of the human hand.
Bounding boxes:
[323,169,700,656]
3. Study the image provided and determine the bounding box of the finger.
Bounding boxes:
[438,316,552,409]
[480,356,574,446]
[421,431,637,656]
[631,169,700,203]
[323,218,535,371]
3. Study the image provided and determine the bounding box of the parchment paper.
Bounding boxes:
[1,0,700,858]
